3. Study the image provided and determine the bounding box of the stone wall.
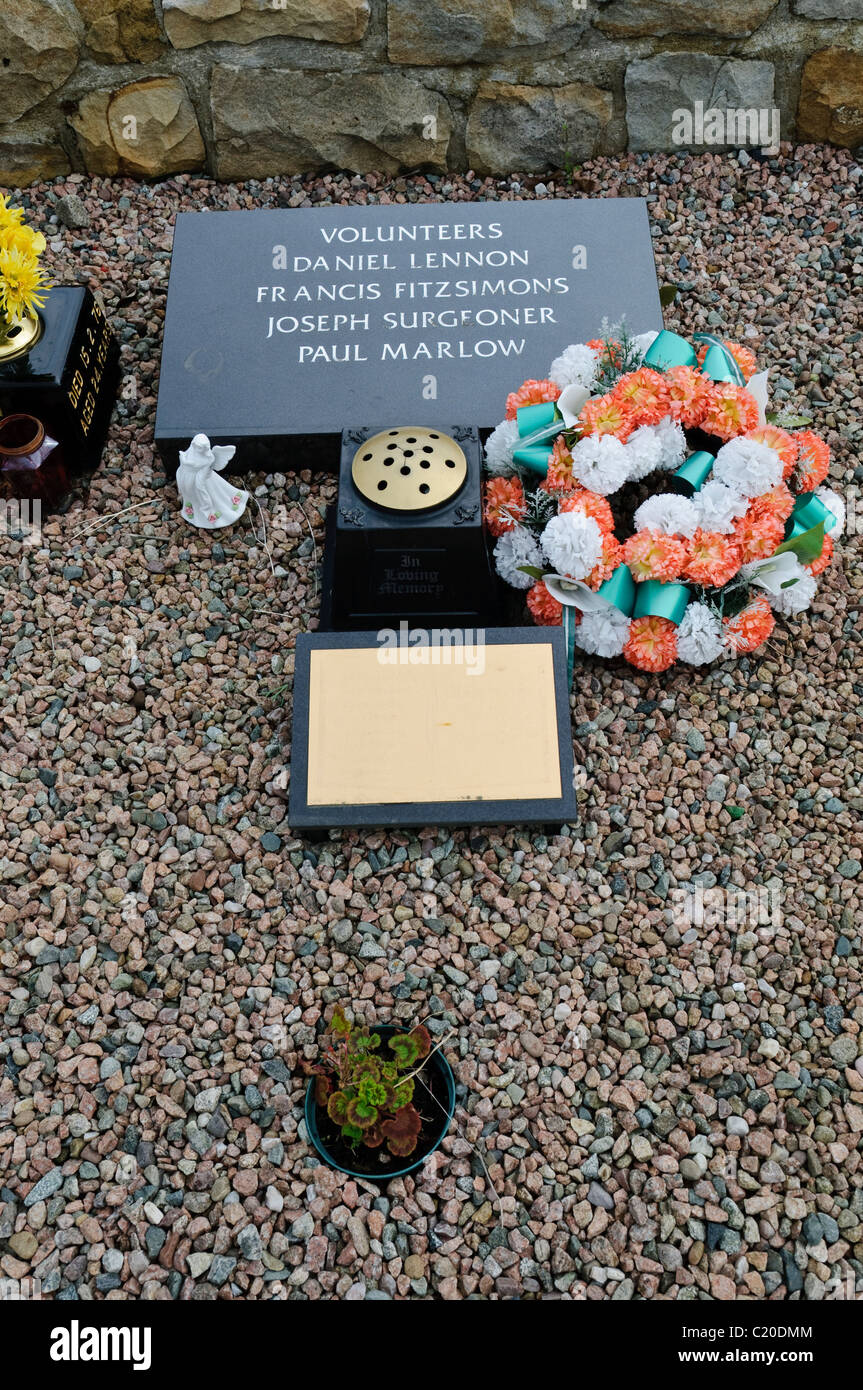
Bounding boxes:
[1,0,861,185]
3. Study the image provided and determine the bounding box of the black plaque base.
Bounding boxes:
[155,431,335,479]
[322,424,501,630]
[0,287,119,478]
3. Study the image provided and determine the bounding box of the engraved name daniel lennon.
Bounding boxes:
[259,220,584,363]
[376,552,445,599]
[66,299,112,438]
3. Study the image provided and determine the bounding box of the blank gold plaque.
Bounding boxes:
[351,427,467,511]
[306,644,562,806]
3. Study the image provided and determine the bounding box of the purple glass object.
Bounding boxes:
[0,413,68,509]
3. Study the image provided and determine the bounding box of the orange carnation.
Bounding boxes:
[587,338,622,370]
[746,425,797,480]
[682,530,743,587]
[505,378,561,420]
[748,483,794,526]
[483,477,526,537]
[527,581,564,626]
[578,392,635,442]
[624,615,678,672]
[623,530,687,583]
[559,488,615,535]
[723,594,774,655]
[732,508,785,564]
[697,339,758,381]
[794,430,830,492]
[701,383,759,442]
[612,367,671,427]
[587,533,623,589]
[665,364,711,429]
[544,435,576,492]
[807,533,834,577]
[539,477,573,499]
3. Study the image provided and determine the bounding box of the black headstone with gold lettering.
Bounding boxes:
[0,287,119,473]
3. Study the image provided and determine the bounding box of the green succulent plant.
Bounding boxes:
[304,1005,433,1159]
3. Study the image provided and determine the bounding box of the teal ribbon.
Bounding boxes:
[670,449,714,497]
[597,562,636,616]
[693,333,745,386]
[633,580,691,625]
[643,330,697,372]
[557,565,634,690]
[784,492,834,540]
[643,329,744,385]
[513,400,567,475]
[517,401,558,437]
[563,604,577,689]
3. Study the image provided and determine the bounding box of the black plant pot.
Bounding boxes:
[304,1024,456,1181]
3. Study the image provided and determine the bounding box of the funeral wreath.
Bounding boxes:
[484,325,844,674]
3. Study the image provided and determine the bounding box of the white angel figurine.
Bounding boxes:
[177,433,249,529]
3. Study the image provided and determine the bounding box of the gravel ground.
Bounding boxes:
[1,147,862,1303]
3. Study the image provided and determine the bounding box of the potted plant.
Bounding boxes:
[303,1006,456,1180]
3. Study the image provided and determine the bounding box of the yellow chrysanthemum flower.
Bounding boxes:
[0,197,50,329]
[0,221,47,258]
[0,194,25,231]
[0,245,50,322]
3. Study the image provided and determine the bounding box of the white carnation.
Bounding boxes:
[693,479,749,534]
[633,330,660,362]
[653,415,687,471]
[627,418,686,480]
[767,562,817,615]
[484,417,520,476]
[815,486,845,538]
[575,606,631,658]
[570,432,631,495]
[624,423,665,481]
[634,493,700,538]
[493,527,542,590]
[675,602,726,665]
[713,437,783,497]
[548,342,598,392]
[541,510,603,581]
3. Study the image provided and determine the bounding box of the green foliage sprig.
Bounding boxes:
[305,1006,433,1158]
[518,487,558,537]
[591,318,645,393]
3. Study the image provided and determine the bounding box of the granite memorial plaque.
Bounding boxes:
[155,199,661,472]
[288,627,577,831]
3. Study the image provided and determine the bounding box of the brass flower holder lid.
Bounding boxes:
[351,427,467,512]
[0,310,43,363]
